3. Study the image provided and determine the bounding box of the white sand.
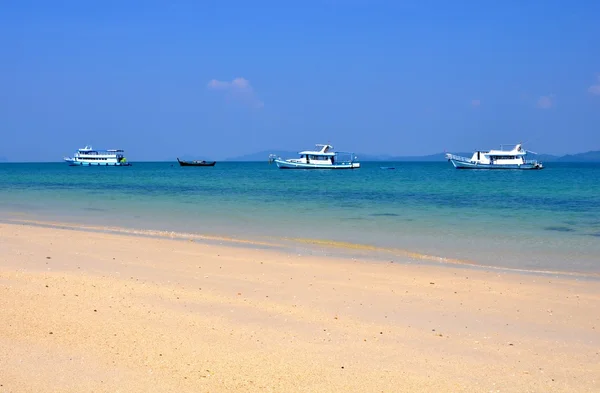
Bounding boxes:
[1,222,598,392]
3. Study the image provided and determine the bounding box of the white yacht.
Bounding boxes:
[64,145,131,166]
[445,143,543,170]
[273,144,360,169]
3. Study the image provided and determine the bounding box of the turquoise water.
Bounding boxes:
[1,161,599,274]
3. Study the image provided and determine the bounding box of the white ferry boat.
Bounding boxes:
[64,145,131,166]
[445,143,543,170]
[273,144,360,169]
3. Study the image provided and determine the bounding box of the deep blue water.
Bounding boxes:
[1,161,599,274]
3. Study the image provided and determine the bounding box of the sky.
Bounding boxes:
[1,0,599,161]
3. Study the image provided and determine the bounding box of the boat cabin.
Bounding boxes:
[292,144,337,165]
[469,144,527,165]
[71,146,126,163]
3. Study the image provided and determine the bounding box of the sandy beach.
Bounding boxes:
[0,222,598,392]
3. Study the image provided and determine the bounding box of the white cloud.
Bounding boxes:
[588,76,600,95]
[207,77,264,108]
[536,95,554,109]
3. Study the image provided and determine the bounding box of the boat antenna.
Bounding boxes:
[520,140,538,154]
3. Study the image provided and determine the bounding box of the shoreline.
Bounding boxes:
[3,217,600,280]
[2,160,599,278]
[1,221,599,392]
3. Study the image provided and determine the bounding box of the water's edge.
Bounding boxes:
[4,218,599,281]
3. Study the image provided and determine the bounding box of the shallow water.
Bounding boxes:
[1,161,599,273]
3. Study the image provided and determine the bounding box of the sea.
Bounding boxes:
[1,161,599,276]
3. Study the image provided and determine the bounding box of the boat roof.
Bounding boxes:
[298,144,335,156]
[484,144,526,156]
[77,145,124,152]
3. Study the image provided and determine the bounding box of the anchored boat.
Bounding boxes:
[176,158,216,167]
[445,143,543,170]
[273,144,360,169]
[64,146,131,166]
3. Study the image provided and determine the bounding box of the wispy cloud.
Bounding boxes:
[471,99,481,107]
[589,76,600,95]
[207,77,264,108]
[536,95,555,109]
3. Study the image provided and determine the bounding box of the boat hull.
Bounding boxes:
[67,162,131,166]
[177,159,216,167]
[449,159,543,170]
[274,159,360,169]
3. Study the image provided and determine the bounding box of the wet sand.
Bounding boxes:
[0,222,598,392]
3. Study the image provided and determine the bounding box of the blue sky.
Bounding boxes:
[1,0,599,161]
